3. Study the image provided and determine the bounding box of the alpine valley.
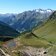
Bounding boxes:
[0,9,56,56]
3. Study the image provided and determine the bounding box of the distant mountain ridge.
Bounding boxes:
[0,9,54,33]
[12,9,54,33]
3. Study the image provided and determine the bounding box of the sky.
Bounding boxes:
[0,0,56,14]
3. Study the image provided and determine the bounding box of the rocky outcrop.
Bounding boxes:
[17,46,51,56]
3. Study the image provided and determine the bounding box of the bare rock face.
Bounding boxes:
[17,46,50,56]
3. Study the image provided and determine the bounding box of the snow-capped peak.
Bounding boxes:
[35,9,53,13]
[46,9,53,12]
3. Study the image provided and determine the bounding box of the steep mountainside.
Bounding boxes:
[0,14,17,25]
[33,11,56,44]
[0,21,19,38]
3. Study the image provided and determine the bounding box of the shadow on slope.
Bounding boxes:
[0,37,14,42]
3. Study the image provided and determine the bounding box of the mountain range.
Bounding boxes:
[0,9,56,56]
[0,9,54,33]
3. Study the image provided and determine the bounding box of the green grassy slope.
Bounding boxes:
[33,11,56,44]
[19,32,50,48]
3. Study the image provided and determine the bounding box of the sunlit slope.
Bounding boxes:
[19,32,50,48]
[33,11,56,44]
